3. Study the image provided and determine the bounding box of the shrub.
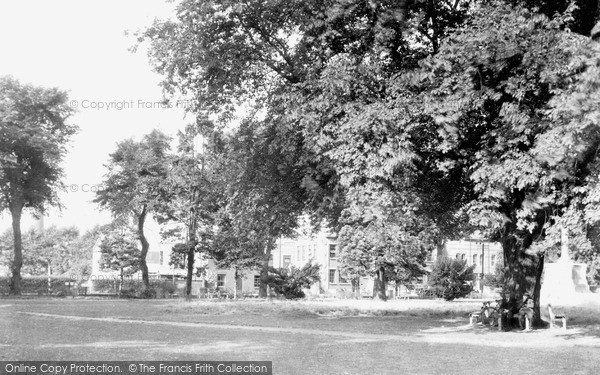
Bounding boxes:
[150,280,178,298]
[428,257,475,301]
[267,262,321,299]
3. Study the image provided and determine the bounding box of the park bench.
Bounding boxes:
[470,300,530,331]
[494,308,531,331]
[469,301,494,325]
[547,304,567,330]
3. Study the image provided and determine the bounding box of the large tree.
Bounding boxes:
[211,119,307,297]
[154,122,219,296]
[95,130,171,290]
[390,2,600,323]
[139,0,600,310]
[338,187,432,300]
[0,76,76,295]
[0,226,86,277]
[139,0,472,298]
[98,228,141,295]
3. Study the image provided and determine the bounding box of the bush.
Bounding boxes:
[267,262,321,299]
[115,279,177,298]
[428,257,475,301]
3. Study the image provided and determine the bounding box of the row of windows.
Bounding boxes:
[296,244,318,262]
[454,253,496,267]
[280,243,338,267]
[328,269,349,284]
[216,274,262,289]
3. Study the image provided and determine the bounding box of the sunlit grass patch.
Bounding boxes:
[164,297,481,319]
[543,301,600,326]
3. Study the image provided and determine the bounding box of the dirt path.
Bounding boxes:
[19,310,600,349]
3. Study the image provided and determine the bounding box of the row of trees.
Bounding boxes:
[133,0,600,323]
[0,226,94,279]
[3,0,600,324]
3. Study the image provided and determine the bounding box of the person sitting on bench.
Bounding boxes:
[517,293,534,330]
[492,294,511,329]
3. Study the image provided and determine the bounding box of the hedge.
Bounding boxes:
[0,276,180,298]
[91,278,179,299]
[0,276,78,296]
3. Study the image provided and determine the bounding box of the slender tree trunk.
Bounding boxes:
[186,246,195,296]
[185,219,198,296]
[119,267,124,297]
[137,206,150,290]
[234,267,239,299]
[352,277,360,299]
[373,267,388,301]
[9,202,24,296]
[532,253,545,327]
[259,238,274,298]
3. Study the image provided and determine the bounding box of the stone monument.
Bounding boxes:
[541,228,590,304]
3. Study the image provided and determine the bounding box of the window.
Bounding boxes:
[455,253,461,259]
[297,247,301,261]
[159,251,164,265]
[329,244,337,258]
[254,275,260,288]
[473,254,478,265]
[461,253,466,260]
[217,274,226,288]
[491,255,496,267]
[339,272,348,284]
[329,269,336,283]
[283,255,291,268]
[302,246,306,261]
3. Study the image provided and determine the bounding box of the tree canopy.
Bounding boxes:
[95,129,171,290]
[0,76,76,295]
[138,0,600,309]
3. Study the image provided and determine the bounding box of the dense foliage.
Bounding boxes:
[133,0,600,308]
[428,257,475,301]
[0,76,76,295]
[95,130,171,290]
[266,262,321,299]
[98,229,141,292]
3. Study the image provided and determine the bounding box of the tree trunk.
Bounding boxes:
[185,219,198,297]
[119,267,124,296]
[137,206,150,290]
[352,277,360,299]
[532,253,545,327]
[501,224,540,324]
[259,238,274,298]
[9,202,24,296]
[234,267,239,299]
[186,245,195,296]
[373,267,388,301]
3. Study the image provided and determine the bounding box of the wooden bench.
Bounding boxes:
[547,304,567,330]
[469,301,494,326]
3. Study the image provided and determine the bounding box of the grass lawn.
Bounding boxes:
[1,297,600,374]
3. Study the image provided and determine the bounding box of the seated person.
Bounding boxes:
[516,293,534,330]
[496,294,512,328]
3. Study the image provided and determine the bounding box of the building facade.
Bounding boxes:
[88,215,502,296]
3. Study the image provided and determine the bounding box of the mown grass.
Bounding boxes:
[542,299,600,326]
[165,295,600,325]
[165,298,481,319]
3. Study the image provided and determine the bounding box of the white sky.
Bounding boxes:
[0,0,191,233]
